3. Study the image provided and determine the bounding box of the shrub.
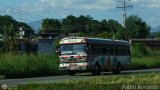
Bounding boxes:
[0,53,63,78]
[131,56,160,69]
[131,43,149,57]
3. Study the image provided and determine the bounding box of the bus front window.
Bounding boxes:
[61,44,86,55]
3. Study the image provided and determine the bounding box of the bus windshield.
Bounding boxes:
[60,44,86,55]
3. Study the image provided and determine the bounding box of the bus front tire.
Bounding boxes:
[92,63,101,75]
[68,71,75,76]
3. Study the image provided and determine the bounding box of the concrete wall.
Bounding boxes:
[38,39,56,55]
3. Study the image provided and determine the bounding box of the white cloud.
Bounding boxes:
[20,0,117,13]
[132,0,160,8]
[16,0,160,27]
[6,8,11,14]
[20,0,160,13]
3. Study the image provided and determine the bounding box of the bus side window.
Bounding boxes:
[123,46,126,56]
[89,45,95,54]
[107,48,110,55]
[115,47,118,55]
[110,47,113,56]
[88,45,92,54]
[126,46,130,55]
[103,47,108,55]
[118,46,122,55]
[121,46,125,55]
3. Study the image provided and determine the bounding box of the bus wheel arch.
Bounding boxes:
[92,61,101,75]
[112,61,121,75]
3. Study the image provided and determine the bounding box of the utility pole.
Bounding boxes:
[117,0,133,27]
[117,0,133,40]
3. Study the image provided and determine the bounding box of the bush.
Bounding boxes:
[0,53,63,78]
[131,43,150,57]
[131,56,160,69]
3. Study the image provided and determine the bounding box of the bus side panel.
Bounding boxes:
[87,55,131,71]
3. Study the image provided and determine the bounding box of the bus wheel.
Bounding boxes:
[92,63,101,75]
[112,62,121,75]
[68,71,75,76]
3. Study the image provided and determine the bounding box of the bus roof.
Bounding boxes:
[60,37,130,46]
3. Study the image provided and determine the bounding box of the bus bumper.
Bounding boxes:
[59,63,88,71]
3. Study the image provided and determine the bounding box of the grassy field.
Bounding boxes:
[0,53,63,78]
[0,53,160,79]
[131,55,160,70]
[18,73,160,90]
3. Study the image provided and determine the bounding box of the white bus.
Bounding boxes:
[59,37,131,75]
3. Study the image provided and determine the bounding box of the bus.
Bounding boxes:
[59,37,131,76]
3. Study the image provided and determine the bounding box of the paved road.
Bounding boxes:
[0,68,160,85]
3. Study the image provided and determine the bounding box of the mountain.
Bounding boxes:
[27,20,43,33]
[151,25,160,32]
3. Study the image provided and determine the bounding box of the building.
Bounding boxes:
[18,38,56,54]
[38,39,56,55]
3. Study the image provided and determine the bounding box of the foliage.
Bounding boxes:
[42,18,61,32]
[2,24,18,53]
[95,32,113,39]
[0,52,160,79]
[131,43,150,57]
[156,31,160,39]
[125,15,150,39]
[40,15,150,40]
[0,53,62,78]
[131,55,160,69]
[0,15,33,53]
[0,15,32,36]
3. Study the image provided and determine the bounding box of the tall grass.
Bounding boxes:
[131,43,160,69]
[0,45,160,79]
[131,43,150,57]
[0,53,62,78]
[131,56,160,69]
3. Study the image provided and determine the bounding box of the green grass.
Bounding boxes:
[131,56,160,69]
[18,73,160,90]
[0,53,160,79]
[0,53,63,78]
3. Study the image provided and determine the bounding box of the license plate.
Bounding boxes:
[70,66,79,70]
[69,64,77,66]
[71,67,74,70]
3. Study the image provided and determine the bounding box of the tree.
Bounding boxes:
[156,31,160,39]
[42,18,61,32]
[77,15,93,32]
[39,15,150,40]
[88,20,101,34]
[100,19,109,32]
[0,15,33,38]
[61,15,93,33]
[3,24,18,52]
[99,19,126,39]
[61,15,77,31]
[125,15,150,39]
[0,15,32,53]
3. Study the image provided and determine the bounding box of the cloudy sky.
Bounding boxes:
[0,0,160,28]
